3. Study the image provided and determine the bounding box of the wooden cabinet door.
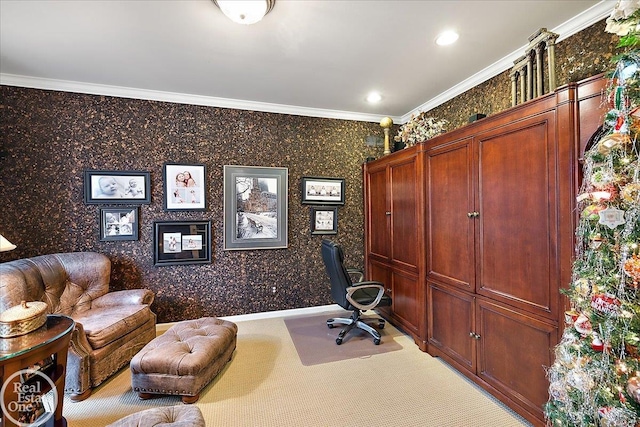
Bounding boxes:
[390,268,421,336]
[365,163,390,260]
[427,281,476,373]
[476,298,557,423]
[389,154,421,271]
[475,111,559,319]
[426,139,476,292]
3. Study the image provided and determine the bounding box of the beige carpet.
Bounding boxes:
[284,311,403,366]
[62,308,531,427]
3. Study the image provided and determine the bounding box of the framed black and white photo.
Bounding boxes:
[310,206,338,235]
[99,208,139,241]
[301,176,345,205]
[153,220,211,266]
[163,163,206,211]
[223,165,288,250]
[84,170,151,204]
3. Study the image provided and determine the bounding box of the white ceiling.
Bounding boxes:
[0,0,612,123]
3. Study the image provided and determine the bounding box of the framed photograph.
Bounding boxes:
[99,207,139,241]
[301,176,345,205]
[84,170,151,204]
[310,206,338,235]
[223,165,288,250]
[163,163,206,211]
[153,220,211,266]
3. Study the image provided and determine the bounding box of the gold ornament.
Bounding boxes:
[623,254,640,288]
[597,132,631,155]
[621,182,640,203]
[627,376,640,404]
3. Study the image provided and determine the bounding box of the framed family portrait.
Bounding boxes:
[99,208,139,241]
[301,176,345,205]
[223,165,288,250]
[310,206,338,235]
[84,170,151,204]
[153,220,211,266]
[163,163,206,211]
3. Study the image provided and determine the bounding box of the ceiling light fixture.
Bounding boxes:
[213,0,275,25]
[367,92,382,103]
[436,30,459,46]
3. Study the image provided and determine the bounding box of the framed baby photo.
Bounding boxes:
[301,176,345,205]
[99,207,139,241]
[163,163,207,211]
[153,220,211,266]
[84,170,151,204]
[310,206,338,235]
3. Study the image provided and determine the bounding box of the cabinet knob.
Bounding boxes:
[385,211,391,215]
[469,332,481,339]
[467,212,479,218]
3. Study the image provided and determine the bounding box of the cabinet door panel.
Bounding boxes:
[389,158,419,269]
[366,166,389,259]
[391,269,420,335]
[427,282,475,372]
[477,112,558,317]
[426,140,475,291]
[477,299,557,421]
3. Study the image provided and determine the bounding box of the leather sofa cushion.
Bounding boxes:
[74,305,153,350]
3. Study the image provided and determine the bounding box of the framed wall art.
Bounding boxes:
[301,176,345,205]
[223,165,288,250]
[99,207,139,241]
[153,220,211,266]
[84,170,151,204]
[310,206,338,235]
[163,163,206,211]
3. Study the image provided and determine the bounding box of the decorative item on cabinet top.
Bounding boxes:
[394,113,448,148]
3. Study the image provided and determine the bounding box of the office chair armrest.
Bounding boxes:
[346,268,364,283]
[346,281,385,311]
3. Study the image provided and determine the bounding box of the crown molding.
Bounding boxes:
[0,73,401,124]
[399,0,613,123]
[0,1,612,125]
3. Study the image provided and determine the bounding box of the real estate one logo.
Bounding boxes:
[1,369,57,426]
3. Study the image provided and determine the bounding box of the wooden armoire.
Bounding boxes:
[364,74,606,426]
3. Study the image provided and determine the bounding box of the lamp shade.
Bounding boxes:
[213,0,275,25]
[0,234,16,252]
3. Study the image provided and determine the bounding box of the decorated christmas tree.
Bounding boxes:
[544,2,640,426]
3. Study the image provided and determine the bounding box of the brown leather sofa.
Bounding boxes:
[0,252,156,401]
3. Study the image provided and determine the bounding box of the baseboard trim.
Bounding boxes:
[156,304,343,334]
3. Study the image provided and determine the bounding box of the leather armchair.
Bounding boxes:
[0,252,156,400]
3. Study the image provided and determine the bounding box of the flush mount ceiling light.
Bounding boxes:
[213,0,275,25]
[436,30,459,46]
[366,92,382,103]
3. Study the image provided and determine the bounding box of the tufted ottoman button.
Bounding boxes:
[130,317,237,403]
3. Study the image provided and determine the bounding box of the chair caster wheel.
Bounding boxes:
[374,338,381,345]
[327,324,335,329]
[378,321,385,329]
[336,338,343,345]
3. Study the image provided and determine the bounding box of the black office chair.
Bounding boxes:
[321,239,392,345]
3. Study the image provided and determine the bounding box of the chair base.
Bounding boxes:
[326,310,385,345]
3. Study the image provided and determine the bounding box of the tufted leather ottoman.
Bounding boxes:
[130,317,237,403]
[106,405,205,427]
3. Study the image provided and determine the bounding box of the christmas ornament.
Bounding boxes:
[582,204,605,220]
[591,333,605,351]
[590,233,605,249]
[564,309,580,324]
[623,253,640,287]
[597,131,631,154]
[590,293,621,314]
[598,206,626,229]
[574,313,593,335]
[621,182,640,203]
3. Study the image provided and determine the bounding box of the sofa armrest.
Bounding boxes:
[92,289,155,308]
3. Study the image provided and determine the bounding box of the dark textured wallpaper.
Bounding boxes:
[0,19,617,322]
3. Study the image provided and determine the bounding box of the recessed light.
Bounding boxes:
[367,92,382,103]
[436,30,459,46]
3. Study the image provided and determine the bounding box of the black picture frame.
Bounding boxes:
[301,176,345,205]
[310,206,338,235]
[153,220,212,266]
[223,165,288,250]
[163,163,207,211]
[99,207,139,241]
[84,170,151,204]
